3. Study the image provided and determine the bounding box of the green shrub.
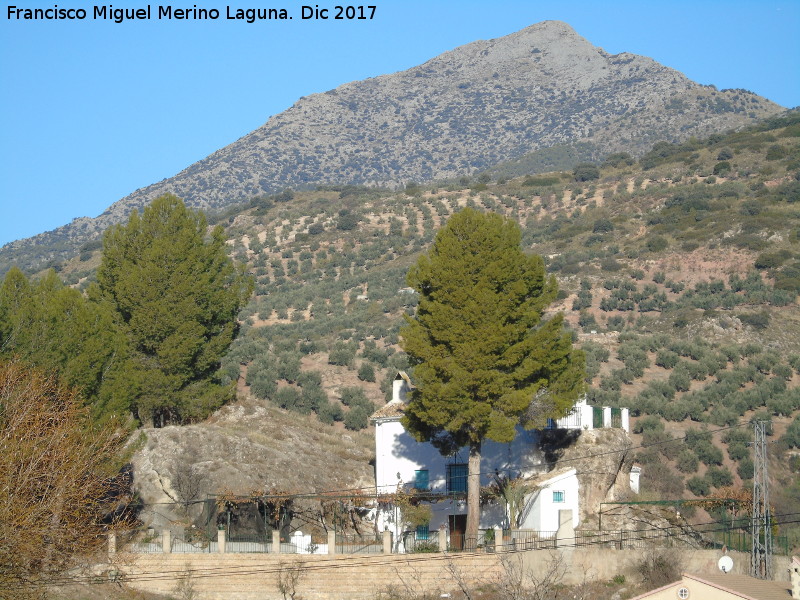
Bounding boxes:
[593,218,615,233]
[633,415,664,434]
[344,405,371,430]
[677,449,699,473]
[706,466,734,488]
[357,362,376,382]
[781,416,800,449]
[739,312,770,330]
[737,458,754,480]
[339,386,369,407]
[727,442,749,461]
[274,386,302,411]
[695,441,724,466]
[646,236,669,252]
[574,163,600,182]
[713,161,732,176]
[601,257,622,272]
[687,476,710,496]
[655,350,679,369]
[766,144,787,160]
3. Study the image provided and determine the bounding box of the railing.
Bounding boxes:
[573,529,680,549]
[336,533,383,554]
[404,530,440,553]
[227,533,272,553]
[498,529,558,551]
[709,530,790,556]
[172,529,216,553]
[125,530,163,553]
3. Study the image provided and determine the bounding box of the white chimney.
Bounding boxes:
[392,371,411,403]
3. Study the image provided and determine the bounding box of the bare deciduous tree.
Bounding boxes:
[275,559,306,600]
[0,360,127,599]
[495,551,567,600]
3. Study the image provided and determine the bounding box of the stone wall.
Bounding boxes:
[108,548,791,600]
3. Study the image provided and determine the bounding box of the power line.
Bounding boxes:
[15,512,800,590]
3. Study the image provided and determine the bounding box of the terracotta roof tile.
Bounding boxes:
[370,400,406,420]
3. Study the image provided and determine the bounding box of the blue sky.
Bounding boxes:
[1,0,798,248]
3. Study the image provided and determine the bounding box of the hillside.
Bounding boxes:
[0,20,784,276]
[114,110,800,546]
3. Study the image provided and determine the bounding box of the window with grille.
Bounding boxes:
[446,463,467,493]
[416,524,429,541]
[552,490,565,503]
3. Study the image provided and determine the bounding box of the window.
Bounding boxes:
[414,469,429,491]
[552,490,565,503]
[416,524,429,541]
[446,463,468,493]
[677,587,690,599]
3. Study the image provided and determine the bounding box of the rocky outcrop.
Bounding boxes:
[130,397,374,529]
[538,427,635,525]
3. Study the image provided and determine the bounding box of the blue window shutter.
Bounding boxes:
[447,464,467,493]
[415,470,429,491]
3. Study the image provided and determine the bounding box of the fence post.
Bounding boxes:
[162,530,171,554]
[217,528,226,553]
[494,526,503,553]
[383,529,392,554]
[108,532,116,556]
[272,529,281,554]
[602,406,612,428]
[327,530,336,555]
[438,524,448,552]
[621,408,630,432]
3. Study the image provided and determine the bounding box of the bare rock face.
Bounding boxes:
[109,21,779,216]
[130,398,374,529]
[540,427,635,525]
[1,20,782,274]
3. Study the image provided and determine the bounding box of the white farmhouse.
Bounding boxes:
[370,372,630,551]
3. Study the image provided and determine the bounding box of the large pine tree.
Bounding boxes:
[98,194,252,425]
[400,208,584,546]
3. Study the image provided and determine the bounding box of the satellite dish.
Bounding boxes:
[718,555,734,573]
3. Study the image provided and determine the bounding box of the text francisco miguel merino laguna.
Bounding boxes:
[7,4,378,23]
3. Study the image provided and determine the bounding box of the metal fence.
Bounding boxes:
[227,533,272,553]
[709,530,790,556]
[124,530,163,553]
[498,529,558,551]
[573,529,679,549]
[403,529,440,553]
[336,533,383,554]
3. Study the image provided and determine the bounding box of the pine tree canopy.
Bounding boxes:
[97,194,252,425]
[401,208,585,449]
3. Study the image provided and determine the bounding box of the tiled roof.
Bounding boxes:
[632,572,792,600]
[370,400,406,420]
[684,572,792,600]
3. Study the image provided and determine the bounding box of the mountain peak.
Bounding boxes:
[0,21,784,275]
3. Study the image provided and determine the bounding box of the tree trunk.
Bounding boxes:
[466,440,481,551]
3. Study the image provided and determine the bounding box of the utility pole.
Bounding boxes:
[751,420,773,579]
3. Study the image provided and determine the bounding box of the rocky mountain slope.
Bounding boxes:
[93,111,798,546]
[0,20,783,275]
